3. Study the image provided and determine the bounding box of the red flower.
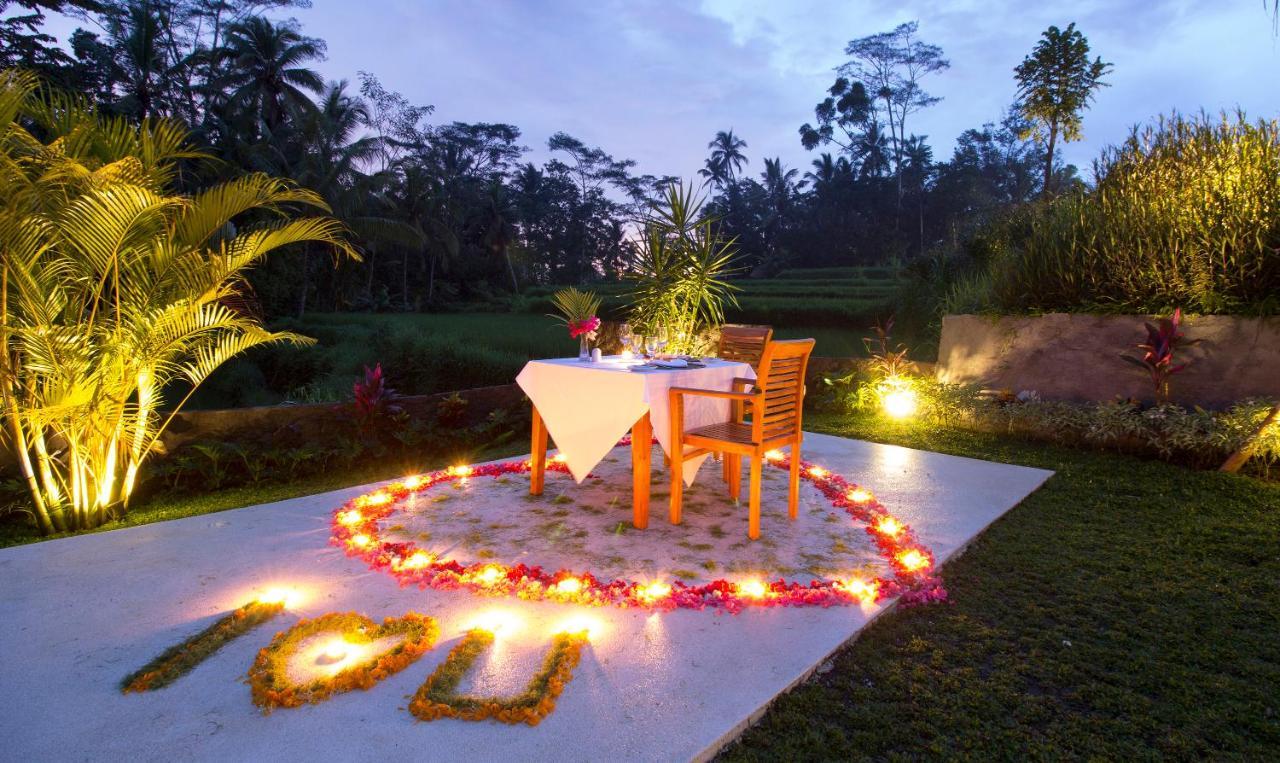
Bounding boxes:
[568,316,600,339]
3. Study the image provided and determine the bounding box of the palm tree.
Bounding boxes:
[902,135,934,252]
[804,153,850,193]
[222,16,325,135]
[0,70,355,534]
[706,129,749,184]
[106,2,171,121]
[857,122,891,178]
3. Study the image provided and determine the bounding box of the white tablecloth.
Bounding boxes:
[516,357,755,485]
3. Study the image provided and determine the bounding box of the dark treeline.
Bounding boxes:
[8,3,1076,317]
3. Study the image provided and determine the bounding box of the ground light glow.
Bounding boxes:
[736,579,769,599]
[464,610,524,638]
[897,549,930,572]
[876,516,903,537]
[553,577,583,595]
[847,488,873,503]
[880,389,921,419]
[638,580,672,602]
[257,586,303,608]
[555,614,605,641]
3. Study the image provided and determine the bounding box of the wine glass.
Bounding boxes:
[653,325,668,357]
[619,323,634,358]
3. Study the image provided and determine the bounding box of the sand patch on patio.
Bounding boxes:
[381,444,886,584]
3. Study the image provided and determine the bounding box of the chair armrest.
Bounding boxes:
[731,377,758,391]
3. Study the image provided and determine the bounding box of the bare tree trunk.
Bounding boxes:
[364,245,377,303]
[1043,124,1058,196]
[1220,402,1280,473]
[427,254,435,303]
[505,248,519,292]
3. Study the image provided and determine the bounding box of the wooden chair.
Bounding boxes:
[668,338,815,540]
[717,325,773,372]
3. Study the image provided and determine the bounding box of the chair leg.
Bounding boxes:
[669,445,684,525]
[720,452,729,484]
[727,454,741,501]
[748,456,762,540]
[788,442,800,520]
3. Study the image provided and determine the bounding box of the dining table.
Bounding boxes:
[515,355,757,529]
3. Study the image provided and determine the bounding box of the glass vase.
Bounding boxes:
[578,335,591,361]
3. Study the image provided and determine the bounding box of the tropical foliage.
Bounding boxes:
[0,69,353,534]
[952,112,1280,317]
[627,182,740,355]
[3,6,1081,316]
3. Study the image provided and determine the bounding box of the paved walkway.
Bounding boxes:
[0,432,1051,762]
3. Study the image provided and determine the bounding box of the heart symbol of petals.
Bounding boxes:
[248,611,439,711]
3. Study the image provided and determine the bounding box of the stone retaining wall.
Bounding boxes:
[936,313,1280,407]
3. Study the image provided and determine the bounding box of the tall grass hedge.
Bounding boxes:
[971,112,1280,315]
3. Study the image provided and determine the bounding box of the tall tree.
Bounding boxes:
[706,129,748,185]
[222,15,324,134]
[1013,22,1110,195]
[0,1,101,78]
[799,76,873,154]
[838,21,949,200]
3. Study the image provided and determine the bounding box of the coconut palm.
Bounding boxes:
[706,129,749,184]
[0,70,355,534]
[222,16,325,135]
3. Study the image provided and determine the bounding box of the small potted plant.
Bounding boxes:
[549,287,602,361]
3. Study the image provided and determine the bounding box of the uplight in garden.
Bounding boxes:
[881,383,918,419]
[736,579,769,599]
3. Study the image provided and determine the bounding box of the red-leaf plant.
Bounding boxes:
[351,364,402,434]
[1120,308,1198,404]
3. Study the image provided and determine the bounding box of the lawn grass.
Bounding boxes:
[719,411,1280,760]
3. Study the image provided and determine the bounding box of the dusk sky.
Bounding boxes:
[46,1,1280,180]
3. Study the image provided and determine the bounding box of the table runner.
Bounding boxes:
[516,357,755,485]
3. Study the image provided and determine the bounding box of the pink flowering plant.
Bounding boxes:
[548,287,602,344]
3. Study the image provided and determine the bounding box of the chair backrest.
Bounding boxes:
[718,325,773,371]
[753,338,815,442]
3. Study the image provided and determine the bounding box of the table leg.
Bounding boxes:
[530,404,547,496]
[631,412,652,529]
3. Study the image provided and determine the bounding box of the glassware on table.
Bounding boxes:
[619,323,634,359]
[653,325,669,357]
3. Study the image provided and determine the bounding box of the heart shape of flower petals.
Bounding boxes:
[331,451,946,613]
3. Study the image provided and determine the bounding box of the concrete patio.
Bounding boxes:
[0,432,1051,762]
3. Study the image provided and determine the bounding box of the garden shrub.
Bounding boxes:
[822,369,1279,477]
[973,112,1280,315]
